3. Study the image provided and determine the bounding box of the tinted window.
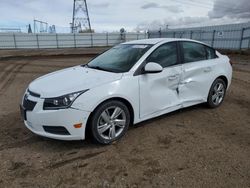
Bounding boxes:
[205,46,217,59]
[147,42,178,68]
[182,42,206,63]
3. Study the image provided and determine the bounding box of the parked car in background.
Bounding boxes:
[20,38,232,144]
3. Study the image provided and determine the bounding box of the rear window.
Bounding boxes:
[205,47,217,59]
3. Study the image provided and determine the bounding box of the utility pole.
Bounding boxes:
[71,0,92,33]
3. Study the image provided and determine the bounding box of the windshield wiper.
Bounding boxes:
[87,65,115,72]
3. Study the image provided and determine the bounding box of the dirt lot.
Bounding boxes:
[0,50,249,188]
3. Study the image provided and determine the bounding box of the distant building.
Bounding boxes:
[49,25,56,33]
[0,28,21,33]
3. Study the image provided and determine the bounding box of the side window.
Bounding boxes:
[147,42,178,68]
[182,42,207,63]
[205,46,217,59]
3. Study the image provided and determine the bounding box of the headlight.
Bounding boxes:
[43,90,88,110]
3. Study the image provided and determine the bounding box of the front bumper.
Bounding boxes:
[21,94,91,141]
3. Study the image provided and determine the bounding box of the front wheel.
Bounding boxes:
[207,78,226,108]
[90,100,130,144]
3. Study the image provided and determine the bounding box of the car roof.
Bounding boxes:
[123,38,208,46]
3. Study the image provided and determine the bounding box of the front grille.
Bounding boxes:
[43,126,70,135]
[23,98,37,111]
[28,89,41,98]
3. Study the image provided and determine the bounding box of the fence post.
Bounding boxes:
[73,33,76,48]
[159,28,162,38]
[173,32,176,38]
[55,34,59,48]
[90,33,93,47]
[239,28,245,50]
[13,33,17,48]
[137,33,139,40]
[106,32,109,46]
[211,30,216,47]
[147,31,150,39]
[248,38,250,49]
[190,31,193,39]
[36,34,39,49]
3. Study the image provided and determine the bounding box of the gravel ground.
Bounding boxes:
[0,51,249,188]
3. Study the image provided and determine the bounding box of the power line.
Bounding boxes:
[173,0,212,9]
[171,0,238,11]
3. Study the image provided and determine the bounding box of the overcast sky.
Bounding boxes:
[0,0,249,32]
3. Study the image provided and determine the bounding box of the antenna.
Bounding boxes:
[71,0,92,33]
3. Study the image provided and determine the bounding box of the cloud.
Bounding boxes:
[141,2,158,9]
[89,2,110,8]
[141,2,183,13]
[136,17,210,31]
[136,0,250,32]
[208,0,250,19]
[135,16,250,32]
[0,0,249,33]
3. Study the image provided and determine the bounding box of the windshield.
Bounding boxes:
[87,44,152,73]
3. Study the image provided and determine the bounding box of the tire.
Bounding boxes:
[207,78,226,108]
[90,100,130,144]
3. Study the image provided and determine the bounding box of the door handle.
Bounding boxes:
[168,74,179,81]
[204,67,212,72]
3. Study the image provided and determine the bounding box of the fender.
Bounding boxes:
[71,76,140,123]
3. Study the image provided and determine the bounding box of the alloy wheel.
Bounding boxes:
[97,106,126,140]
[212,82,225,105]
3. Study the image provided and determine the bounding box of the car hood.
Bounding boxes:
[28,66,123,98]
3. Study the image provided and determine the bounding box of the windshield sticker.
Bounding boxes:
[132,45,149,49]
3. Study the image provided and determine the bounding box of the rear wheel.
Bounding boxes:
[207,78,226,108]
[90,100,130,144]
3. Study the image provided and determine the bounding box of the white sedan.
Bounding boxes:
[20,38,232,144]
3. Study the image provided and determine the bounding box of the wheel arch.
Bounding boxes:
[216,75,228,88]
[85,97,135,138]
[206,75,228,100]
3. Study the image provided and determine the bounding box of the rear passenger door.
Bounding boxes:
[179,41,218,106]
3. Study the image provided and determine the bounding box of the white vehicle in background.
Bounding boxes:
[20,38,232,144]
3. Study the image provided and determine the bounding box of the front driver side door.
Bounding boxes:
[138,42,182,118]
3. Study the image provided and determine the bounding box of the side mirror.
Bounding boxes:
[143,62,163,74]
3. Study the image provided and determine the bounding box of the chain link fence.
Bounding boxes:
[1,22,250,50]
[148,26,250,50]
[0,32,148,49]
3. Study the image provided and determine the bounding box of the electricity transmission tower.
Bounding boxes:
[71,0,92,33]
